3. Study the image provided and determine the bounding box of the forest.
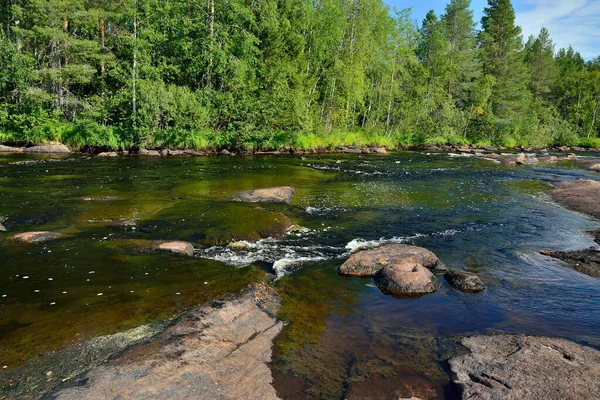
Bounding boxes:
[0,0,599,151]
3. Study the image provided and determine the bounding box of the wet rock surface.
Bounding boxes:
[338,244,446,277]
[575,158,600,172]
[551,179,600,219]
[444,270,485,293]
[155,241,195,257]
[540,232,600,278]
[449,334,600,400]
[24,144,70,153]
[48,285,282,400]
[374,262,441,297]
[10,231,63,243]
[231,186,297,204]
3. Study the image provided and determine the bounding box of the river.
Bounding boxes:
[1,151,599,399]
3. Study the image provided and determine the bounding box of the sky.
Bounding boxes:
[383,0,600,60]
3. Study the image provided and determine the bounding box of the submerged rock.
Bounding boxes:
[337,244,446,277]
[50,285,282,400]
[540,248,600,278]
[155,241,195,257]
[374,262,441,297]
[449,334,600,400]
[231,186,296,204]
[551,179,600,219]
[24,144,70,153]
[444,270,485,293]
[82,196,123,201]
[10,231,63,243]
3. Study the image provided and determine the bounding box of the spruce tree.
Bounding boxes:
[479,0,528,121]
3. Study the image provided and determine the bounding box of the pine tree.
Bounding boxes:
[524,27,556,101]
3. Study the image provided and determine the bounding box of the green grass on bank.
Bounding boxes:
[1,121,600,151]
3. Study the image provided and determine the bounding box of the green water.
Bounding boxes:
[1,152,599,399]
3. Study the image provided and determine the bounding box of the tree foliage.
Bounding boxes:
[0,0,599,149]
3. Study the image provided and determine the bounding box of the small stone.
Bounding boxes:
[444,270,485,293]
[155,241,195,257]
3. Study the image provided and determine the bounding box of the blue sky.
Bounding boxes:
[383,0,600,59]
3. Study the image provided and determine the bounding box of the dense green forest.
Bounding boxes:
[1,0,599,150]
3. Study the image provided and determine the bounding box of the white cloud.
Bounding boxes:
[516,0,600,59]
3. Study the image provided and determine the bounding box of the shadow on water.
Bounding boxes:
[1,152,600,399]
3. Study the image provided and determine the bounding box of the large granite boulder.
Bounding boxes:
[10,231,64,243]
[0,145,24,153]
[337,244,446,277]
[444,270,485,293]
[450,334,600,400]
[231,186,296,204]
[374,262,441,297]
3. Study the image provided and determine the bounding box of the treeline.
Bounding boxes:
[0,0,599,150]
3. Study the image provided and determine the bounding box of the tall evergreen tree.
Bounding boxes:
[479,0,528,122]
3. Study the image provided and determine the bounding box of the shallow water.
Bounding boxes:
[1,152,599,399]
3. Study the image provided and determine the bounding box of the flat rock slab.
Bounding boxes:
[232,186,296,204]
[155,241,195,257]
[24,144,70,153]
[575,159,600,171]
[444,270,485,293]
[338,244,446,277]
[540,248,600,278]
[449,334,600,400]
[10,231,63,243]
[374,262,440,297]
[551,179,600,219]
[50,285,283,400]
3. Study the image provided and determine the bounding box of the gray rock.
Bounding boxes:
[0,145,24,153]
[444,270,485,293]
[0,222,6,232]
[374,262,441,297]
[98,151,119,157]
[24,144,70,153]
[232,186,296,204]
[450,334,600,400]
[551,179,600,219]
[338,244,446,277]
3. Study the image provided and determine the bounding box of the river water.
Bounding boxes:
[1,152,599,399]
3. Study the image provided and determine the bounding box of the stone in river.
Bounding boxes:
[449,334,600,400]
[24,144,70,153]
[374,262,441,297]
[444,270,485,293]
[11,231,64,243]
[155,241,195,257]
[337,244,446,277]
[231,186,296,204]
[98,152,119,158]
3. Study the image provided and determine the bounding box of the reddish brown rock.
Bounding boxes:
[337,244,446,277]
[155,241,195,256]
[10,231,63,243]
[551,179,600,219]
[232,186,296,204]
[51,286,282,400]
[374,262,441,297]
[450,334,600,400]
